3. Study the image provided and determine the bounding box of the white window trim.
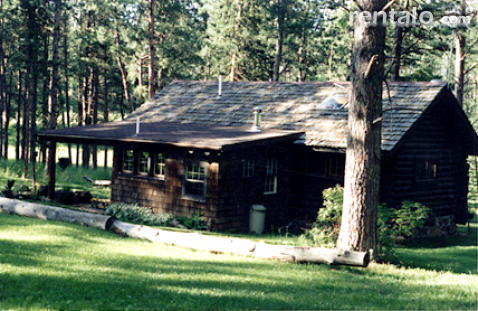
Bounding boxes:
[182,161,208,202]
[154,153,167,180]
[264,159,278,195]
[122,150,134,174]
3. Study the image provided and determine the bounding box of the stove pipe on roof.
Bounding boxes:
[250,107,262,132]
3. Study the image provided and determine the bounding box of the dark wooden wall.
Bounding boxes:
[111,146,220,228]
[380,99,470,225]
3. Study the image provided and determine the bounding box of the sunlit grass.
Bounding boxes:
[0,158,111,199]
[0,213,476,310]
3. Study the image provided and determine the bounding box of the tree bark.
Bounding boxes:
[454,32,465,107]
[273,0,286,82]
[15,69,21,160]
[0,197,115,231]
[63,12,71,162]
[4,69,12,158]
[337,0,387,254]
[229,0,242,82]
[148,0,155,98]
[103,56,109,170]
[114,17,132,112]
[47,0,61,200]
[391,25,403,82]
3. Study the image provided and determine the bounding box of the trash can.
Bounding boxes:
[249,204,266,234]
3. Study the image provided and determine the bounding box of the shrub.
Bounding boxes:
[300,186,431,261]
[105,203,173,227]
[175,213,207,230]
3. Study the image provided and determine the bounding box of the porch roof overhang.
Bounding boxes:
[37,121,304,151]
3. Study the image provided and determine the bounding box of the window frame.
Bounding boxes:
[137,151,151,176]
[122,149,135,174]
[322,156,344,178]
[153,152,167,179]
[264,159,278,195]
[415,158,439,182]
[241,159,255,178]
[182,161,208,202]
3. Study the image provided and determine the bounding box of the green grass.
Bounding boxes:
[0,158,111,199]
[0,213,476,310]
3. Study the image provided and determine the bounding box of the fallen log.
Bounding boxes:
[111,220,369,267]
[0,197,115,231]
[83,176,112,187]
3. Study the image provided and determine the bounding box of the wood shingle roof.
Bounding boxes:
[126,81,449,151]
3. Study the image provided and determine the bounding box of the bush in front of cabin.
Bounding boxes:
[105,203,173,227]
[299,185,431,260]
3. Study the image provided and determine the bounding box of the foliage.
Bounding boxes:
[0,213,476,310]
[104,202,207,230]
[393,201,431,238]
[300,186,432,260]
[105,203,173,227]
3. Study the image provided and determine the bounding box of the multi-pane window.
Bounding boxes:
[264,159,278,194]
[138,152,150,175]
[184,162,207,200]
[323,157,344,178]
[416,159,438,181]
[242,160,255,178]
[123,150,134,173]
[154,153,166,178]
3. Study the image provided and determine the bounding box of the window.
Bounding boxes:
[123,150,134,173]
[183,162,207,200]
[242,160,255,178]
[416,159,438,181]
[154,153,166,178]
[138,152,150,176]
[323,157,344,178]
[264,159,278,194]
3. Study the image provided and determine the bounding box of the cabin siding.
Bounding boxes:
[111,146,220,227]
[380,103,469,227]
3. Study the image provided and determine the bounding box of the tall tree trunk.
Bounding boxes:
[63,13,71,162]
[273,0,285,82]
[15,69,21,160]
[337,0,387,254]
[92,65,99,169]
[103,58,109,170]
[40,36,49,164]
[114,18,132,112]
[229,0,242,82]
[4,69,12,158]
[391,26,403,82]
[454,37,465,106]
[327,43,334,80]
[148,0,155,98]
[47,0,61,200]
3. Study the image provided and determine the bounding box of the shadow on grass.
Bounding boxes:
[395,225,477,275]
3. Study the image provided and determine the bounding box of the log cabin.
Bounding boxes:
[38,81,478,234]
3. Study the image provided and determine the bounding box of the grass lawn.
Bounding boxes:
[0,213,476,310]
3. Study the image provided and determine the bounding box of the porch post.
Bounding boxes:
[47,141,56,200]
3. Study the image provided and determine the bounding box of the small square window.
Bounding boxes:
[264,159,278,194]
[154,153,166,178]
[242,160,255,178]
[416,159,438,181]
[138,152,150,176]
[123,150,134,173]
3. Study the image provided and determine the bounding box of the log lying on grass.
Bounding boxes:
[0,197,368,267]
[0,197,115,230]
[111,220,369,267]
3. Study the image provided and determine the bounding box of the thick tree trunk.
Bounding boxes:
[47,0,61,200]
[337,0,387,254]
[273,0,285,82]
[114,19,132,112]
[40,36,49,165]
[92,66,99,169]
[148,0,155,98]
